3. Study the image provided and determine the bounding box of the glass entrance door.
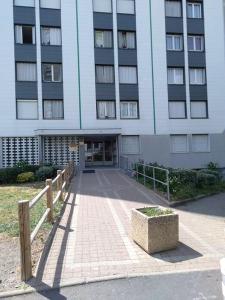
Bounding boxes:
[85,141,114,167]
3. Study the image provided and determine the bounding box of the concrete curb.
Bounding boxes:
[169,192,220,207]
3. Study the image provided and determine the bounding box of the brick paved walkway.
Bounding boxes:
[31,170,225,288]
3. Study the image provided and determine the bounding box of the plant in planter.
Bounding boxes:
[131,206,179,254]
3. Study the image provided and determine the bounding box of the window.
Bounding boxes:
[14,0,34,6]
[189,68,206,85]
[167,68,184,84]
[41,27,61,46]
[16,100,38,120]
[15,25,35,44]
[165,1,182,17]
[188,35,204,52]
[166,34,183,51]
[96,66,114,83]
[119,66,137,84]
[191,101,207,119]
[171,135,188,153]
[95,30,113,48]
[117,0,135,14]
[97,101,116,119]
[93,0,112,13]
[120,101,138,119]
[43,100,63,119]
[118,31,135,49]
[16,63,37,81]
[192,135,210,152]
[187,2,202,18]
[42,64,62,82]
[122,136,139,154]
[169,101,186,119]
[40,0,61,9]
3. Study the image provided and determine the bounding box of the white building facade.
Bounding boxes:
[0,0,225,169]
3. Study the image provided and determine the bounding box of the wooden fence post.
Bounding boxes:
[46,179,53,223]
[57,170,63,201]
[18,200,32,281]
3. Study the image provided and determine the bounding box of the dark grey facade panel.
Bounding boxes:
[93,13,113,29]
[13,7,36,25]
[40,8,61,27]
[96,84,116,100]
[16,82,38,99]
[15,45,37,62]
[167,51,185,67]
[41,46,62,63]
[117,14,136,31]
[165,18,183,33]
[189,85,207,100]
[168,85,186,101]
[95,49,114,65]
[187,19,205,34]
[188,52,206,67]
[42,82,64,99]
[118,49,137,66]
[119,84,139,100]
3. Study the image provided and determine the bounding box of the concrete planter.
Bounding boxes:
[131,206,179,254]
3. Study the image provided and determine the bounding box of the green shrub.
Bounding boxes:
[196,172,217,187]
[199,169,221,181]
[35,166,55,181]
[17,172,35,183]
[0,168,19,184]
[14,161,39,173]
[170,169,198,185]
[207,162,219,171]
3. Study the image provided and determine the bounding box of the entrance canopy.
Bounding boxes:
[34,128,122,136]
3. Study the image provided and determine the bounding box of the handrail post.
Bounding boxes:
[143,163,146,186]
[18,200,32,281]
[46,179,54,223]
[136,163,138,181]
[57,170,63,201]
[166,170,170,202]
[153,167,156,191]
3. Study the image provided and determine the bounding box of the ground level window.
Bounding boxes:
[192,134,210,152]
[121,136,140,154]
[171,135,188,153]
[43,100,63,119]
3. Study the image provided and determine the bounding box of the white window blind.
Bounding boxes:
[40,0,61,9]
[17,100,38,120]
[165,1,182,17]
[187,2,202,18]
[42,64,62,82]
[171,135,188,153]
[122,136,139,154]
[188,35,204,51]
[117,0,135,14]
[166,34,183,51]
[97,101,115,119]
[43,100,63,119]
[189,68,206,85]
[169,101,186,119]
[96,66,114,83]
[118,31,135,49]
[93,0,112,13]
[41,27,61,45]
[191,101,207,118]
[168,68,184,84]
[14,0,34,6]
[95,31,112,48]
[17,63,37,81]
[120,101,138,118]
[119,66,137,84]
[15,25,35,44]
[192,135,209,152]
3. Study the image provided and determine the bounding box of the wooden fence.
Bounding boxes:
[18,161,75,281]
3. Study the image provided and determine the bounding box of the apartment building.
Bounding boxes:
[0,0,225,169]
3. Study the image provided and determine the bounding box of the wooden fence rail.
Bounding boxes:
[18,161,75,281]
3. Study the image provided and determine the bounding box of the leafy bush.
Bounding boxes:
[17,172,35,183]
[0,168,19,184]
[207,162,219,171]
[196,172,217,188]
[199,169,222,181]
[35,166,55,181]
[170,169,198,185]
[14,161,39,173]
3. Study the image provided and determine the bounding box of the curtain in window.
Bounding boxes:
[119,67,137,84]
[168,68,183,84]
[97,101,115,119]
[14,0,34,6]
[93,0,112,13]
[17,100,38,120]
[96,66,114,83]
[188,36,203,51]
[171,135,188,153]
[118,32,135,49]
[191,101,207,118]
[17,63,36,81]
[192,135,209,152]
[174,36,182,50]
[41,28,50,45]
[122,136,139,154]
[190,69,205,85]
[117,0,135,14]
[166,36,173,50]
[95,31,112,48]
[121,102,137,118]
[167,35,182,50]
[32,27,36,44]
[44,100,63,119]
[169,102,186,118]
[50,28,61,45]
[188,3,202,18]
[15,26,23,44]
[166,1,181,17]
[40,0,61,9]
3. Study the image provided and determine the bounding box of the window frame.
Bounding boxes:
[119,66,138,85]
[187,2,203,19]
[96,100,116,120]
[168,101,187,119]
[189,68,206,85]
[170,134,189,154]
[166,33,183,51]
[117,0,136,15]
[93,0,112,13]
[14,0,35,7]
[42,63,63,83]
[43,99,64,120]
[95,65,115,84]
[167,67,184,85]
[16,99,38,120]
[40,0,61,10]
[41,26,62,46]
[190,101,208,119]
[121,135,140,155]
[14,24,36,45]
[120,101,139,119]
[94,29,113,49]
[191,134,210,153]
[188,35,204,52]
[118,30,136,50]
[16,62,37,82]
[165,0,182,18]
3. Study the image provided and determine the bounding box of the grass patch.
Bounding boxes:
[139,207,173,217]
[0,182,63,237]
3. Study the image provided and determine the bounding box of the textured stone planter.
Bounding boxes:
[131,206,179,254]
